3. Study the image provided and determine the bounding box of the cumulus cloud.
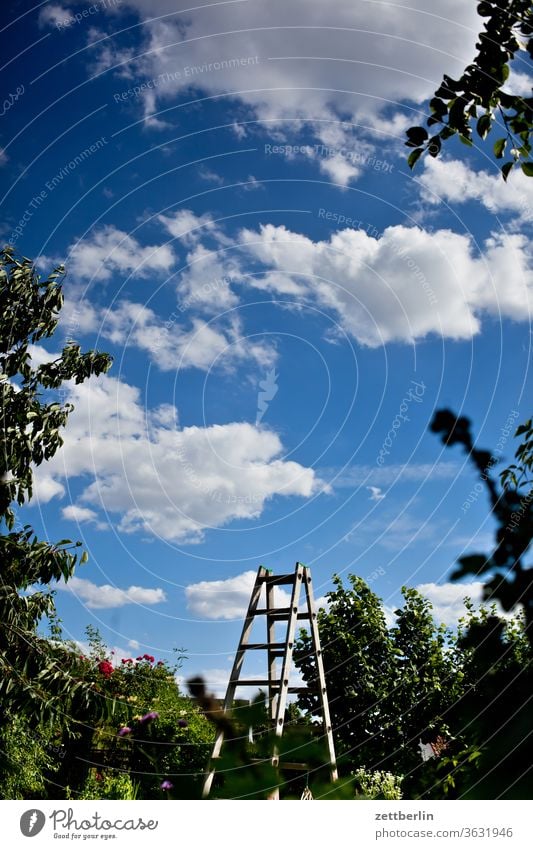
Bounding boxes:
[57,576,167,609]
[38,3,73,28]
[105,0,481,184]
[186,569,328,619]
[413,580,523,626]
[43,374,325,543]
[419,157,533,225]
[49,225,175,282]
[62,504,108,531]
[185,570,291,619]
[237,222,532,345]
[100,301,275,371]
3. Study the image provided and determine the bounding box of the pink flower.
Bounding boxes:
[98,660,113,678]
[160,780,173,791]
[140,711,159,724]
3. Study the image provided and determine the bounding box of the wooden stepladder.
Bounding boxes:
[202,562,337,797]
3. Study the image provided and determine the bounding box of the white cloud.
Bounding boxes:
[502,70,533,98]
[43,373,325,543]
[419,157,533,225]
[58,576,167,609]
[106,1,481,183]
[238,222,532,345]
[38,4,73,28]
[33,474,65,503]
[62,503,108,530]
[415,581,522,626]
[158,209,219,248]
[125,4,479,118]
[53,225,175,282]
[367,486,385,501]
[62,504,100,523]
[186,571,291,619]
[186,569,328,619]
[100,301,276,371]
[416,581,485,625]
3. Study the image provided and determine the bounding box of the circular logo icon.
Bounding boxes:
[20,810,46,837]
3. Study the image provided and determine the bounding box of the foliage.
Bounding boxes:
[0,715,61,799]
[0,247,112,728]
[405,0,532,180]
[352,768,403,800]
[70,770,139,801]
[187,677,355,799]
[430,409,533,638]
[294,576,458,793]
[294,575,531,799]
[295,576,396,772]
[58,627,213,800]
[431,604,532,799]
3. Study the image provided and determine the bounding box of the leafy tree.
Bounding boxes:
[431,604,532,799]
[430,410,533,641]
[406,0,532,180]
[294,575,396,773]
[389,588,461,795]
[0,715,61,799]
[0,247,112,729]
[294,574,531,799]
[294,577,461,790]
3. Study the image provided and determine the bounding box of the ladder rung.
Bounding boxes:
[252,608,310,620]
[280,762,309,771]
[244,643,286,650]
[230,679,280,687]
[251,759,308,771]
[270,685,314,694]
[258,573,300,585]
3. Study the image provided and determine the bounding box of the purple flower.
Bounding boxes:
[118,726,132,737]
[161,780,173,791]
[178,719,188,728]
[140,711,159,724]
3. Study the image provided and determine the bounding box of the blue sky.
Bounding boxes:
[2,0,532,692]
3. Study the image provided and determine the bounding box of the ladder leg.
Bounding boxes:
[272,564,304,745]
[303,567,338,782]
[202,565,268,797]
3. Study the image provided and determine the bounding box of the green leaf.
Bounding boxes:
[476,113,491,139]
[501,161,514,181]
[80,550,89,565]
[407,147,424,169]
[493,137,507,159]
[521,162,533,177]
